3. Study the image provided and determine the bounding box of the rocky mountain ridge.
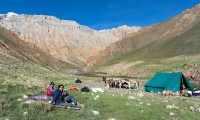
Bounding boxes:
[0,12,141,67]
[0,26,78,73]
[85,4,200,69]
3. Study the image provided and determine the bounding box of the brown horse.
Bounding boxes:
[102,77,115,89]
[102,77,139,89]
[102,77,123,89]
[127,79,139,89]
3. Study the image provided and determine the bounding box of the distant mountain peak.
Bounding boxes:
[98,25,141,32]
[6,12,18,16]
[0,12,18,18]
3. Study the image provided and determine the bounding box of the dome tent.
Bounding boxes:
[144,72,194,93]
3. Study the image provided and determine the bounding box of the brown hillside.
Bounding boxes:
[0,27,79,73]
[0,14,140,67]
[86,4,200,69]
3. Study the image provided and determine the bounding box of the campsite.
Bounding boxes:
[145,72,194,93]
[1,1,200,120]
[1,53,200,120]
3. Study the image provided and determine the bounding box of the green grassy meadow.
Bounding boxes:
[1,82,200,120]
[1,53,200,120]
[89,53,200,80]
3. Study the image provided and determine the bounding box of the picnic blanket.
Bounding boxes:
[28,95,81,110]
[30,95,52,101]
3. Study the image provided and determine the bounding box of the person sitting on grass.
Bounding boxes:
[46,82,55,96]
[63,90,85,108]
[51,84,82,109]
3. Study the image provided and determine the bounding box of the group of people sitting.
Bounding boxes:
[46,82,84,109]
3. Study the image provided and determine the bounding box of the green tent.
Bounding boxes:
[144,72,194,93]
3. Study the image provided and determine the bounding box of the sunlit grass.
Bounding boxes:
[1,83,200,120]
[1,48,200,119]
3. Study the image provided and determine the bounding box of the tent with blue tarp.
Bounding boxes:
[144,72,194,93]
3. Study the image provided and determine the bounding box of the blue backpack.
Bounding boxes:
[81,86,90,92]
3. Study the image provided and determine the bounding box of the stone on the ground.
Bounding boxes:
[93,95,100,100]
[139,102,144,105]
[195,108,200,112]
[92,110,100,116]
[146,103,150,106]
[23,111,28,116]
[169,112,174,116]
[128,96,135,99]
[163,100,168,103]
[23,94,28,99]
[166,104,179,109]
[108,118,116,120]
[137,92,144,97]
[190,106,195,112]
[126,103,130,106]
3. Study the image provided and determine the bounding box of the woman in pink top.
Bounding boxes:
[46,82,55,96]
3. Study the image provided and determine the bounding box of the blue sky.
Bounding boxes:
[0,0,200,30]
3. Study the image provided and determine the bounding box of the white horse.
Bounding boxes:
[118,79,139,89]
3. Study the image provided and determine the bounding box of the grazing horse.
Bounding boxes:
[103,77,139,90]
[112,78,122,88]
[117,79,139,89]
[117,79,129,89]
[126,79,139,89]
[102,77,115,90]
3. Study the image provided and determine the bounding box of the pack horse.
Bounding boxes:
[102,77,139,90]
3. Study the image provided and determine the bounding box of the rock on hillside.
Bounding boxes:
[0,13,141,67]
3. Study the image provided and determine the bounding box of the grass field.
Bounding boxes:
[89,54,200,81]
[1,80,200,120]
[1,53,200,120]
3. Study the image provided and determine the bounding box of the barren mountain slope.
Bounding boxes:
[0,13,140,67]
[0,27,79,73]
